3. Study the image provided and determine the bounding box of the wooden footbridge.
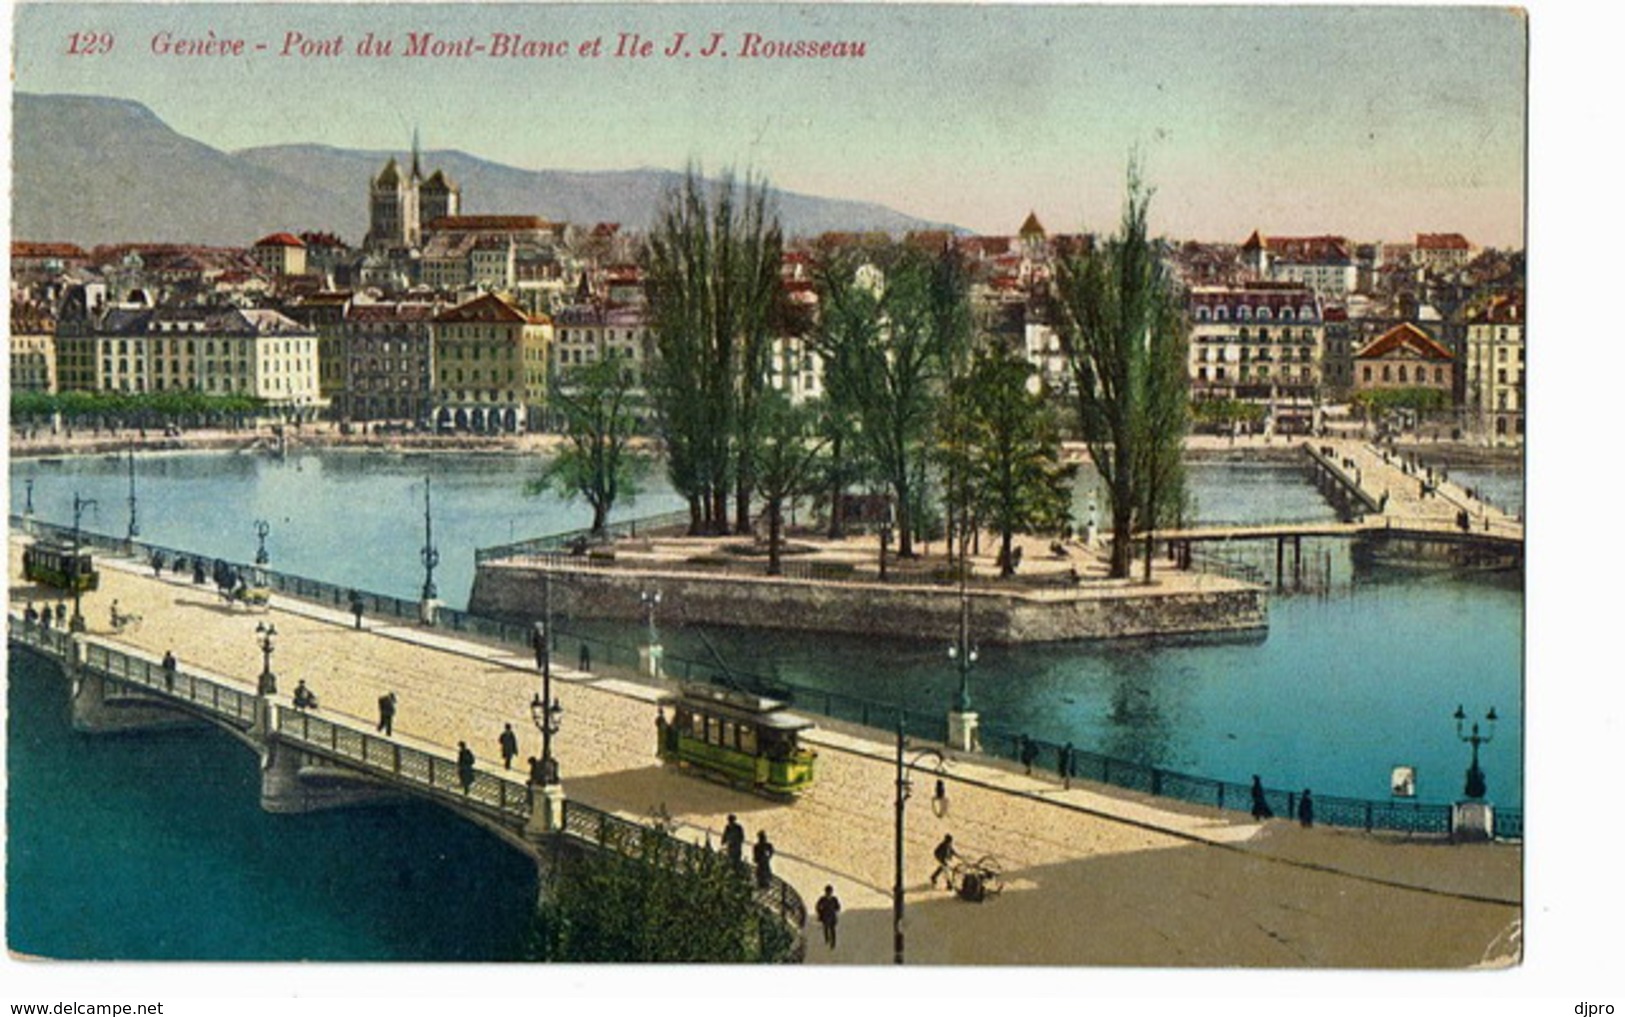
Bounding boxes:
[1154,440,1523,586]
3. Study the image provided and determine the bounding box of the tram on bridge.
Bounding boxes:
[656,684,817,798]
[22,540,99,594]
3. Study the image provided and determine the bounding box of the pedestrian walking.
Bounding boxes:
[499,722,519,770]
[815,886,842,949]
[349,590,365,630]
[24,602,38,624]
[293,680,318,711]
[150,551,165,578]
[1019,735,1038,776]
[1298,788,1315,828]
[578,642,591,672]
[1058,742,1075,790]
[55,603,67,627]
[722,814,746,868]
[930,834,958,889]
[457,742,476,794]
[1250,775,1273,820]
[377,692,397,735]
[40,607,52,630]
[752,830,775,889]
[162,649,177,692]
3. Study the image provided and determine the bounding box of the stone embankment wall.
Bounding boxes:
[470,563,1267,645]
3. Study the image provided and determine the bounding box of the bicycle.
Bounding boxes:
[946,854,1005,902]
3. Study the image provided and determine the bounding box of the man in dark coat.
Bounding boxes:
[815,886,842,949]
[377,692,397,735]
[752,830,775,889]
[1298,788,1315,828]
[499,723,519,770]
[930,834,958,889]
[457,742,476,793]
[722,814,746,867]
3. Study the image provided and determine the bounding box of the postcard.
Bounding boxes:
[5,0,1552,1009]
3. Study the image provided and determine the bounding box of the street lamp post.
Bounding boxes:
[893,718,947,966]
[528,603,565,834]
[126,441,140,550]
[70,493,98,632]
[255,621,278,695]
[419,476,440,623]
[878,517,892,581]
[253,519,272,567]
[1454,704,1498,801]
[24,478,35,534]
[946,547,980,752]
[639,588,663,678]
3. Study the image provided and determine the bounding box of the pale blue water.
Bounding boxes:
[5,649,538,961]
[6,449,1523,958]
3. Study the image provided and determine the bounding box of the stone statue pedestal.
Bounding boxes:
[947,709,980,753]
[527,782,566,836]
[419,598,440,626]
[1451,801,1495,842]
[640,643,663,679]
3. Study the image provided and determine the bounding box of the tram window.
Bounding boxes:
[738,725,758,756]
[720,720,736,749]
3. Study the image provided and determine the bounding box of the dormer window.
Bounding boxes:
[1256,306,1271,321]
[1237,306,1251,321]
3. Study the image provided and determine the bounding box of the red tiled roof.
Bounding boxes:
[433,292,540,326]
[12,241,87,260]
[1416,233,1470,250]
[255,232,306,248]
[1355,322,1452,361]
[426,215,552,233]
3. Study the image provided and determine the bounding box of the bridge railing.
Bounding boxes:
[81,640,263,730]
[474,510,694,564]
[7,614,262,730]
[274,708,533,826]
[559,798,807,961]
[976,722,1510,839]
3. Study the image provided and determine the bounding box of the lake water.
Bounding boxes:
[6,448,1524,959]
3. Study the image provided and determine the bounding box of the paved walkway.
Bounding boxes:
[8,537,1521,967]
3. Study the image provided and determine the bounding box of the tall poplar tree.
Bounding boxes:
[645,167,783,535]
[1052,166,1190,580]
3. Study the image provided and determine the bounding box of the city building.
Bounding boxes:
[1240,231,1357,298]
[342,301,440,425]
[252,233,308,277]
[1187,282,1325,433]
[1352,322,1454,400]
[1463,295,1524,445]
[1413,233,1475,273]
[8,303,57,393]
[431,292,552,433]
[365,139,461,252]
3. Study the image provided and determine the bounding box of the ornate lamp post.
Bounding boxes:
[126,441,140,549]
[639,588,663,678]
[1454,704,1498,801]
[893,718,948,966]
[255,621,278,695]
[253,519,272,566]
[24,477,35,535]
[528,605,565,834]
[419,476,440,623]
[69,493,98,632]
[946,555,980,752]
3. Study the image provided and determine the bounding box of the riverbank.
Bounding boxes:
[7,425,579,460]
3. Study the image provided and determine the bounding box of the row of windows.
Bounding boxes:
[1194,366,1316,381]
[1361,365,1448,384]
[1193,304,1317,323]
[1195,327,1317,343]
[438,367,518,384]
[439,390,520,404]
[1195,346,1315,363]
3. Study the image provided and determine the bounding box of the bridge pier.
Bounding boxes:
[66,638,207,735]
[260,713,407,815]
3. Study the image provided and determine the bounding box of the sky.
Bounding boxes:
[11,3,1526,246]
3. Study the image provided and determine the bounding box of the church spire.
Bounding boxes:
[411,127,422,181]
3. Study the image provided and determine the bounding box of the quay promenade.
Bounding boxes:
[6,537,1520,966]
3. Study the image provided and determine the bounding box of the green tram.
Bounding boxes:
[656,684,817,798]
[22,540,99,594]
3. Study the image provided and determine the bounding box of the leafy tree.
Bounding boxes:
[1053,165,1191,580]
[645,167,783,535]
[751,392,830,575]
[948,346,1075,576]
[814,244,967,557]
[527,357,647,538]
[1190,397,1266,432]
[523,824,796,963]
[1351,387,1449,415]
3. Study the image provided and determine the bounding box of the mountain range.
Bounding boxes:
[11,93,954,248]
